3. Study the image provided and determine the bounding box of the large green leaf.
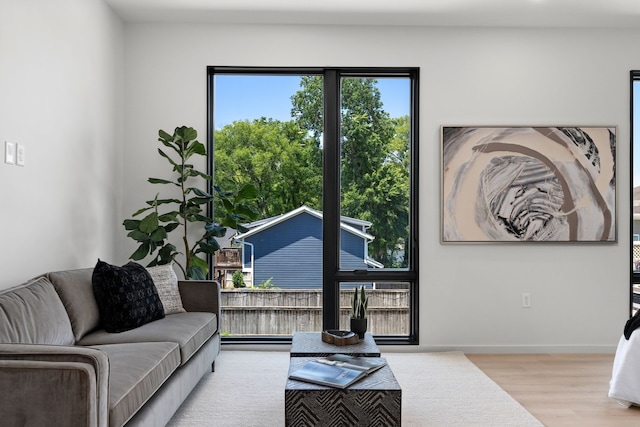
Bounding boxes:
[213,185,234,198]
[185,141,206,159]
[149,227,167,242]
[164,222,180,233]
[233,205,259,220]
[204,222,227,237]
[158,244,178,264]
[188,197,211,205]
[197,239,220,255]
[236,183,259,201]
[139,212,159,233]
[194,170,212,181]
[155,198,182,206]
[184,205,202,215]
[188,256,209,279]
[130,242,150,261]
[186,266,206,281]
[158,129,172,141]
[123,219,141,230]
[132,206,153,217]
[220,198,234,211]
[158,212,179,222]
[148,177,175,185]
[179,126,198,142]
[191,213,213,223]
[185,168,201,178]
[189,187,213,198]
[127,229,148,242]
[157,148,180,168]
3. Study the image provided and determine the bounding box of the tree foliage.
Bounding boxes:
[214,118,322,220]
[215,77,410,268]
[291,77,410,267]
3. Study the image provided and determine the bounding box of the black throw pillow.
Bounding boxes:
[91,260,165,333]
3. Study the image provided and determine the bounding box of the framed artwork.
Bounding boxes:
[441,126,616,243]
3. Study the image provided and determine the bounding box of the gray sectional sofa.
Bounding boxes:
[0,268,221,427]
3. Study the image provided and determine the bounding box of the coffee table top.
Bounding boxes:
[290,332,380,357]
[286,357,400,391]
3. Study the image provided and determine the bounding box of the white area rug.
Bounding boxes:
[167,351,543,427]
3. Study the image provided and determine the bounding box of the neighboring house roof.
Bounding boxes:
[234,205,375,242]
[216,227,240,249]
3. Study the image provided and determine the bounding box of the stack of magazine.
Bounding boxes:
[288,354,387,389]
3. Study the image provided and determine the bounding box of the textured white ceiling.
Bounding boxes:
[104,0,640,28]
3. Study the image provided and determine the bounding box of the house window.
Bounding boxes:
[208,67,419,344]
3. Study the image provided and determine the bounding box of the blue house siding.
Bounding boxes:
[244,211,372,289]
[246,213,321,289]
[339,230,367,270]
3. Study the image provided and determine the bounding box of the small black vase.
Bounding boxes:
[350,317,368,339]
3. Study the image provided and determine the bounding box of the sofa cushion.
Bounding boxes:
[91,260,165,333]
[91,342,180,427]
[145,264,185,315]
[0,277,75,345]
[79,312,217,365]
[47,268,100,341]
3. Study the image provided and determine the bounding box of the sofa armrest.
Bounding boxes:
[178,280,221,318]
[0,344,109,427]
[0,359,98,427]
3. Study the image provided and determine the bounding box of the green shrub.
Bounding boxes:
[256,277,278,289]
[232,270,246,288]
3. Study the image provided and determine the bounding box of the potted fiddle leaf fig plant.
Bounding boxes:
[350,285,368,339]
[123,125,258,280]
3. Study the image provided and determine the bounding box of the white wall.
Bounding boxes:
[0,0,124,287]
[121,23,633,352]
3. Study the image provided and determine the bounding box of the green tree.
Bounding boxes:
[214,118,322,220]
[291,77,410,267]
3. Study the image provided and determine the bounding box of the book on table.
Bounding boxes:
[288,354,387,389]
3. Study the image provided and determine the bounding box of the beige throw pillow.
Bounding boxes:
[146,264,186,314]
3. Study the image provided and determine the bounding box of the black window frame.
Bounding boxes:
[631,71,640,315]
[207,66,419,345]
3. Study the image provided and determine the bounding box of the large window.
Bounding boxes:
[207,67,419,344]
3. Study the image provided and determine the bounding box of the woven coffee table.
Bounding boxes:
[290,331,380,357]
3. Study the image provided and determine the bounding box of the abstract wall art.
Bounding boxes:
[441,126,616,243]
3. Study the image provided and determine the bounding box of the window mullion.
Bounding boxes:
[322,69,341,330]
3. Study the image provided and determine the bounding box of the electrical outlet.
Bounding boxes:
[5,141,15,164]
[522,292,531,308]
[16,144,25,166]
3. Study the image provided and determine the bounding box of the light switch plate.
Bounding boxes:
[5,141,15,164]
[16,144,25,166]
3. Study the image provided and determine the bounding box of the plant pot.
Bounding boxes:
[350,317,368,339]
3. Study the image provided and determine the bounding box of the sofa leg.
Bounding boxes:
[211,361,215,372]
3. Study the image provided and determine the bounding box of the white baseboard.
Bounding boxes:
[379,344,618,354]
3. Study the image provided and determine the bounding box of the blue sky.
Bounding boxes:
[214,75,410,129]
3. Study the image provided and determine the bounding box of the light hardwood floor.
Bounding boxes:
[466,353,640,427]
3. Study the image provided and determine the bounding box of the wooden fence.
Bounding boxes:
[221,289,409,336]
